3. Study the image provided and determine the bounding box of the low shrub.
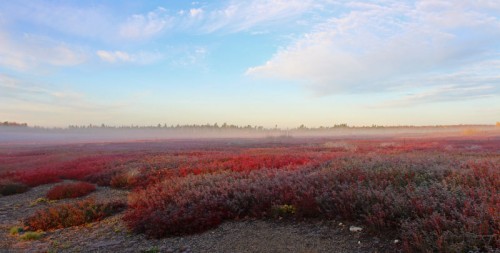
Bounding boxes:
[20,231,43,241]
[29,197,52,206]
[110,170,140,189]
[0,181,29,196]
[25,199,126,231]
[9,226,23,235]
[271,204,296,218]
[46,182,96,200]
[15,170,61,187]
[124,153,499,253]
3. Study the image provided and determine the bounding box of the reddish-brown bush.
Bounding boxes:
[124,151,499,252]
[46,182,96,200]
[0,181,29,196]
[25,199,126,231]
[1,138,498,252]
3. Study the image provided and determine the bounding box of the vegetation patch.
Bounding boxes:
[46,182,96,200]
[271,204,296,218]
[20,231,44,241]
[0,181,29,196]
[9,226,23,235]
[25,199,126,231]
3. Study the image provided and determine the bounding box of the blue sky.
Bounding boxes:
[0,0,499,127]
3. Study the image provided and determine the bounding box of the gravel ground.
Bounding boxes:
[1,183,399,253]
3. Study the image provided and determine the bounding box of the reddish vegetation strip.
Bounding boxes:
[46,182,96,200]
[25,199,126,231]
[124,154,499,252]
[0,138,498,252]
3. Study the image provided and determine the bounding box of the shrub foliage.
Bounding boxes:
[25,199,126,231]
[46,182,96,200]
[1,138,498,252]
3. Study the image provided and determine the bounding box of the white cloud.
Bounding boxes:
[96,50,162,64]
[170,47,208,67]
[200,0,315,33]
[97,50,132,63]
[0,30,87,70]
[189,8,203,18]
[246,0,500,96]
[119,7,173,39]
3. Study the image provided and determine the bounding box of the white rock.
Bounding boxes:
[394,239,400,244]
[349,226,363,232]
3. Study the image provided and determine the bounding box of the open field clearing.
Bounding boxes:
[0,137,498,252]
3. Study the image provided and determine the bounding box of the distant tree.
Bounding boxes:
[0,121,28,127]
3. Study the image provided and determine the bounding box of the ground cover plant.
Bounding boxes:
[24,199,126,231]
[0,138,498,252]
[46,182,96,200]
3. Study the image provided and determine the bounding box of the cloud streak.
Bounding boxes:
[96,50,163,64]
[0,74,145,111]
[246,0,500,98]
[0,29,87,71]
[119,7,174,40]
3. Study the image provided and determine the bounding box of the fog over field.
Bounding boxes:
[1,124,498,145]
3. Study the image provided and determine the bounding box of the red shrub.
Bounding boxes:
[124,150,499,253]
[15,170,61,187]
[25,199,126,231]
[46,182,96,200]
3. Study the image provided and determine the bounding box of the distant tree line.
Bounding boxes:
[4,121,496,130]
[0,121,28,127]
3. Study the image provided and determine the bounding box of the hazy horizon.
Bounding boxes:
[1,1,499,127]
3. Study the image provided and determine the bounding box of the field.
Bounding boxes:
[0,137,498,252]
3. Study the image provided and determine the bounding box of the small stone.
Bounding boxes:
[394,239,400,244]
[338,222,343,226]
[349,226,363,232]
[358,241,361,245]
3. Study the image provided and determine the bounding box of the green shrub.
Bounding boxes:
[20,231,43,240]
[272,204,296,218]
[9,226,23,235]
[30,197,53,206]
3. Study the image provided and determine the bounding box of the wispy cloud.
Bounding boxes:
[198,0,316,33]
[0,73,144,111]
[0,74,88,108]
[375,85,496,108]
[0,29,87,71]
[170,47,208,67]
[119,7,174,40]
[371,59,500,107]
[189,8,204,18]
[96,50,163,64]
[118,0,316,36]
[0,0,114,41]
[246,1,500,96]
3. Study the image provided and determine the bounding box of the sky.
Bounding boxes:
[0,0,499,128]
